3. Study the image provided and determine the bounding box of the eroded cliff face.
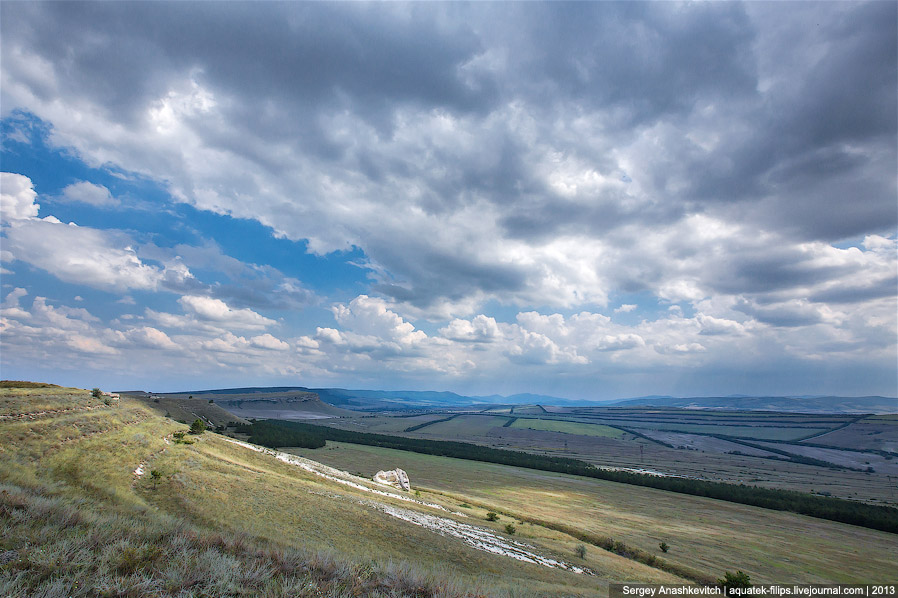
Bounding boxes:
[374,468,411,491]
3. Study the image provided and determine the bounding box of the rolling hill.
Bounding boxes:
[2,382,690,597]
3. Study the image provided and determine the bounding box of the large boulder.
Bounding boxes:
[373,468,410,491]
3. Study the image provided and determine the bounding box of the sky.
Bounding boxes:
[0,2,896,400]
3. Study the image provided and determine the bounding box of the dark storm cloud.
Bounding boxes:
[3,2,490,129]
[682,1,897,240]
[809,276,898,305]
[1,0,894,318]
[487,2,758,125]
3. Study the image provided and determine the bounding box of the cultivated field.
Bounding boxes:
[509,419,625,438]
[308,406,898,506]
[2,384,694,597]
[289,442,898,584]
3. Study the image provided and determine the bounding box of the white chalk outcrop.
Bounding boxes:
[374,468,410,491]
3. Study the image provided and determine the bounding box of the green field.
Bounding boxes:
[596,420,829,441]
[289,442,898,584]
[4,385,691,597]
[511,418,625,438]
[327,413,452,434]
[416,414,512,436]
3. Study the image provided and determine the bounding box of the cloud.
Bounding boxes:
[439,315,501,343]
[4,217,166,291]
[251,333,289,351]
[1,172,39,221]
[59,180,117,207]
[0,3,894,396]
[178,295,275,330]
[6,3,891,319]
[125,326,178,350]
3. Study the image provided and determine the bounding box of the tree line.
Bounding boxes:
[235,419,898,533]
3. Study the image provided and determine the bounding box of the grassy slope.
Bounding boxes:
[288,442,898,584]
[130,394,250,428]
[1,385,681,597]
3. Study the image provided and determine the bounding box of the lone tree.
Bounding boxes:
[575,544,587,559]
[91,388,102,399]
[719,571,751,597]
[189,419,206,435]
[149,469,162,490]
[659,541,669,553]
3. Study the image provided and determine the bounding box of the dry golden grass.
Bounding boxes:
[289,442,898,584]
[2,385,682,597]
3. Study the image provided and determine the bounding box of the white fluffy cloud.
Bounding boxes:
[1,172,40,221]
[4,216,165,291]
[59,180,117,206]
[251,333,289,351]
[178,295,275,330]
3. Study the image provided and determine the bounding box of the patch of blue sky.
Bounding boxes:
[2,111,373,304]
[182,206,371,298]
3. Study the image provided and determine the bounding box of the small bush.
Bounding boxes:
[575,544,587,559]
[504,524,515,535]
[660,541,669,553]
[719,570,752,597]
[486,512,499,521]
[91,388,102,399]
[189,419,206,435]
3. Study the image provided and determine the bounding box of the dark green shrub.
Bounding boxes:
[719,571,751,596]
[486,512,498,521]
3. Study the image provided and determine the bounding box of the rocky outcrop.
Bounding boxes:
[373,468,410,491]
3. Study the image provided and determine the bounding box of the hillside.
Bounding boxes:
[2,383,691,597]
[212,392,358,420]
[124,392,252,427]
[134,385,898,413]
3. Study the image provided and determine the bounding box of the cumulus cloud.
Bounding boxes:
[440,315,501,343]
[251,333,289,351]
[0,3,894,396]
[1,172,39,221]
[3,3,893,320]
[124,326,178,350]
[59,180,117,207]
[4,217,165,291]
[178,295,275,330]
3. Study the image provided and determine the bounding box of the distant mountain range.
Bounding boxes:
[132,385,897,414]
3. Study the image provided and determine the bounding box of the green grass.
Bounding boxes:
[328,414,452,434]
[289,442,898,585]
[416,415,511,436]
[510,419,625,438]
[2,384,674,597]
[0,480,493,598]
[606,421,830,441]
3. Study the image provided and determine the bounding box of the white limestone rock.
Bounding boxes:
[373,468,410,491]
